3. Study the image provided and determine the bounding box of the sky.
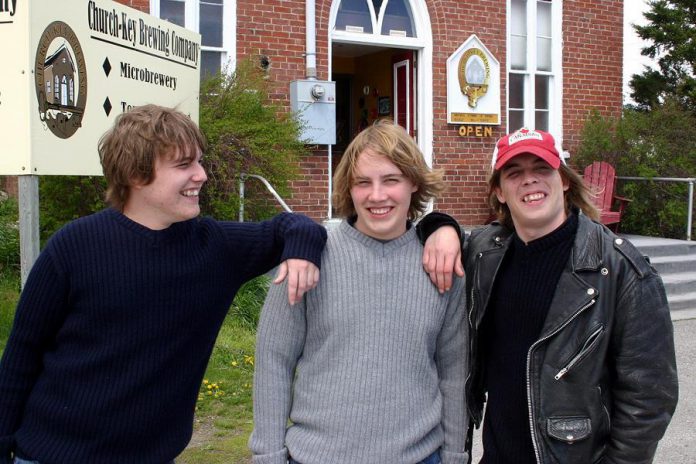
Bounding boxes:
[623,0,658,103]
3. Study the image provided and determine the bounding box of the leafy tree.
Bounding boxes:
[630,0,696,111]
[574,100,696,238]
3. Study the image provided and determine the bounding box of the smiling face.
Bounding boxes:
[350,148,418,241]
[495,153,569,243]
[123,147,207,230]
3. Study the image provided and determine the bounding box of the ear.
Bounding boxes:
[494,186,506,204]
[562,174,570,192]
[410,183,418,193]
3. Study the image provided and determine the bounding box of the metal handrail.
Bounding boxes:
[617,176,695,241]
[238,173,292,222]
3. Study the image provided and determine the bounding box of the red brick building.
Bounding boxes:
[117,0,624,226]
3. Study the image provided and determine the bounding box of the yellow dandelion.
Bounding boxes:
[231,361,238,367]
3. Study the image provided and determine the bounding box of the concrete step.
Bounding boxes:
[668,291,696,311]
[624,235,696,258]
[661,272,696,295]
[650,254,696,274]
[624,235,696,319]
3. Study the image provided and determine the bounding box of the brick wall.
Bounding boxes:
[116,0,149,12]
[562,0,624,155]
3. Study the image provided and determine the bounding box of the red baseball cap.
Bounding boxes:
[493,128,561,170]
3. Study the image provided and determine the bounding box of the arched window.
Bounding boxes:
[69,78,74,104]
[54,76,59,100]
[335,0,415,38]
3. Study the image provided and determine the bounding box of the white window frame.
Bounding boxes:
[150,0,236,74]
[506,0,563,142]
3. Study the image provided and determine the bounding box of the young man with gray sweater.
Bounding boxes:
[250,121,469,464]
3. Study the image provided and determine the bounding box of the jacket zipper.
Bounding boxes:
[526,298,597,463]
[554,325,604,380]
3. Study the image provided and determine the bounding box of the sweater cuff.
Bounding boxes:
[416,212,462,245]
[280,217,327,269]
[251,447,288,464]
[441,449,469,464]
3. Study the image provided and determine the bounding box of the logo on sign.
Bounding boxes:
[34,21,88,139]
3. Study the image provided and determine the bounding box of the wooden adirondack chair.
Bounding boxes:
[583,161,631,231]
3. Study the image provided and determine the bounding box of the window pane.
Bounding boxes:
[200,2,223,47]
[511,35,527,70]
[509,73,524,108]
[382,0,415,37]
[536,37,551,71]
[509,110,525,132]
[537,1,552,37]
[535,75,549,109]
[336,0,373,33]
[535,110,549,131]
[201,50,221,78]
[511,0,527,35]
[161,0,185,27]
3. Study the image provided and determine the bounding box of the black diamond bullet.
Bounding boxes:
[103,97,112,116]
[103,58,111,77]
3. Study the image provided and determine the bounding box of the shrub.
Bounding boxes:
[228,275,270,330]
[39,176,107,243]
[199,58,308,221]
[0,197,20,275]
[574,100,696,238]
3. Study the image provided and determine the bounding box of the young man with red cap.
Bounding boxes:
[417,128,678,463]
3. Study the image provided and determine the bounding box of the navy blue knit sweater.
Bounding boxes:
[0,208,326,464]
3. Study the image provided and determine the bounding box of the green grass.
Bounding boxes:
[178,317,257,463]
[0,273,259,462]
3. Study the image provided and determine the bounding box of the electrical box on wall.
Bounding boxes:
[290,80,336,145]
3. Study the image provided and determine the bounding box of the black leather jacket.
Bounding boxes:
[419,213,678,464]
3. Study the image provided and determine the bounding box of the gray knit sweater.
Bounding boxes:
[250,220,468,464]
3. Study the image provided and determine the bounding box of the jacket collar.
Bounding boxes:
[490,211,604,273]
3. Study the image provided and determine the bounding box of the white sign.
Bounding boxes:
[447,35,501,125]
[0,0,201,175]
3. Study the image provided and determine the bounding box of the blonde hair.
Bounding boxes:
[98,105,206,210]
[332,120,445,220]
[488,162,600,229]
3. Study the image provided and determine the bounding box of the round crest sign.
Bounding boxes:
[34,21,88,139]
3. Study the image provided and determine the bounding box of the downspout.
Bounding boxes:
[306,0,317,79]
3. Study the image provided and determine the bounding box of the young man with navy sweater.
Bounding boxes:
[418,128,678,463]
[0,105,326,464]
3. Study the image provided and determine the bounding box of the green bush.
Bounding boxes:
[199,58,308,221]
[574,100,696,239]
[39,176,107,243]
[228,275,270,330]
[0,197,20,275]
